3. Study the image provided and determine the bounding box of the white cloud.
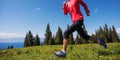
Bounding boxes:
[0,32,16,38]
[94,9,98,13]
[37,8,40,11]
[116,27,120,34]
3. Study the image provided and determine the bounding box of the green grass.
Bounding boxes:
[0,43,120,60]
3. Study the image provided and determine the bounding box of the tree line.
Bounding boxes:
[24,31,40,47]
[44,23,120,45]
[24,23,120,47]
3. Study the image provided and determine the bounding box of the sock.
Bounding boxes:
[61,50,66,53]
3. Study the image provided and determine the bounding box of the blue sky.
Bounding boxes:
[0,0,120,42]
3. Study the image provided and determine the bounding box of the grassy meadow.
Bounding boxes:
[0,43,120,60]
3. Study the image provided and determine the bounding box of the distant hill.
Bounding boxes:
[0,38,44,43]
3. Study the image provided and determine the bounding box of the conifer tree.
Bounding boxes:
[111,26,119,42]
[104,24,109,42]
[55,27,63,44]
[52,35,55,45]
[34,34,40,45]
[8,45,14,49]
[108,27,113,42]
[28,31,34,46]
[48,36,54,45]
[68,33,74,45]
[44,23,52,45]
[24,31,34,47]
[24,35,29,47]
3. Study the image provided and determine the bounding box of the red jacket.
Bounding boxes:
[62,0,89,23]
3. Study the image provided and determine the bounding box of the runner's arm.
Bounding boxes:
[79,0,90,16]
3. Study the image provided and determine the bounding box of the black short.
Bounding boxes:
[64,20,90,40]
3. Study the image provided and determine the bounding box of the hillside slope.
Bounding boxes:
[0,43,120,60]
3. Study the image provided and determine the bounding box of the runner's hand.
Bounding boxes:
[87,13,90,16]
